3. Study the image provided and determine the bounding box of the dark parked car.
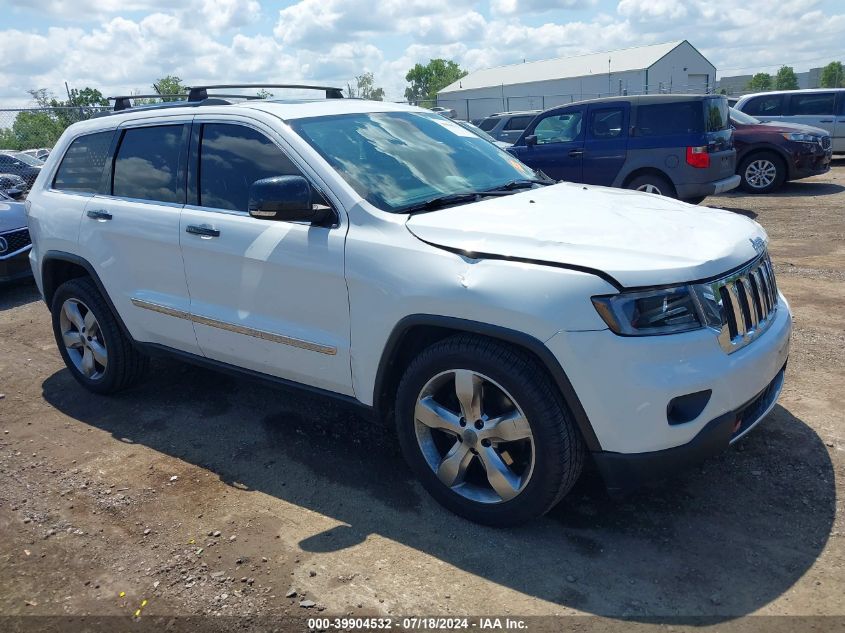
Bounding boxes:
[507,95,740,204]
[477,110,541,143]
[730,108,832,193]
[0,152,42,188]
[0,173,27,199]
[0,189,32,282]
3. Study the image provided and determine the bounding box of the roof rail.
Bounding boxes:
[187,84,344,101]
[108,94,188,111]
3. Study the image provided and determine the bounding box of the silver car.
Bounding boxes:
[0,190,32,282]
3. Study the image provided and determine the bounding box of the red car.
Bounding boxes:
[731,107,832,193]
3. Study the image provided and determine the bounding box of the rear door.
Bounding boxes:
[77,118,200,355]
[788,92,837,139]
[583,103,629,186]
[508,106,585,182]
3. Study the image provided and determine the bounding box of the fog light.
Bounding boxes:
[667,390,712,425]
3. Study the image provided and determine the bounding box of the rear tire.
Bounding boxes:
[626,173,677,198]
[738,152,785,194]
[51,277,148,394]
[395,334,584,526]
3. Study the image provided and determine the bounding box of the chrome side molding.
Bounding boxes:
[130,298,337,356]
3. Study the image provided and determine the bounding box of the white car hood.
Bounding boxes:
[405,182,767,288]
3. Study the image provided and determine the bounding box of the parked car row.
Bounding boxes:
[458,89,834,200]
[0,189,32,282]
[0,150,45,192]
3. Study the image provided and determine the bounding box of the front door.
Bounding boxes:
[787,91,837,139]
[509,106,585,182]
[179,119,353,396]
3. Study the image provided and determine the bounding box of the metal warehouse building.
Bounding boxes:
[437,40,716,121]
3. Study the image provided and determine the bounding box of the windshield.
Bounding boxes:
[730,107,761,126]
[291,111,538,213]
[11,152,43,166]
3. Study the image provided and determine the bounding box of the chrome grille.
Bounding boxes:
[706,253,778,353]
[0,227,31,256]
[821,136,831,151]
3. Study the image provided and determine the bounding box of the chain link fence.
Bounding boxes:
[0,106,111,152]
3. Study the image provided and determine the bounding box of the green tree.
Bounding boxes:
[346,72,385,101]
[746,72,773,91]
[404,59,467,104]
[256,88,274,99]
[0,111,65,150]
[774,66,799,90]
[154,75,187,101]
[820,61,845,88]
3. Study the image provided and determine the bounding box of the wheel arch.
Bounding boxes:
[737,146,790,174]
[620,167,677,196]
[372,315,602,451]
[41,251,134,341]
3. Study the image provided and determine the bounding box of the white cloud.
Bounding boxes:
[490,0,596,16]
[1,0,844,106]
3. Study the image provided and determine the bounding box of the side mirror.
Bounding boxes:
[525,134,538,147]
[248,176,334,225]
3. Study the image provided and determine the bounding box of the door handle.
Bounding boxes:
[185,224,220,238]
[569,149,584,157]
[86,209,112,221]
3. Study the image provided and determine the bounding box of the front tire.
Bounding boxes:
[738,152,785,193]
[395,335,584,526]
[51,277,148,394]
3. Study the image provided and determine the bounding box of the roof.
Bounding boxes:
[80,98,423,130]
[737,87,845,102]
[440,41,689,94]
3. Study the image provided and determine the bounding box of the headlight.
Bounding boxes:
[781,132,819,143]
[592,284,723,336]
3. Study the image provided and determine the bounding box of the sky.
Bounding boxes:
[1,0,844,107]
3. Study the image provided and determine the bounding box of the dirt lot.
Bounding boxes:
[1,163,843,630]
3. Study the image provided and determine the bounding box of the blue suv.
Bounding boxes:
[507,95,740,204]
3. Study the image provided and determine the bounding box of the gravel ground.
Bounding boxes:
[0,162,843,629]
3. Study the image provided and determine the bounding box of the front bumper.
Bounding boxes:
[0,247,33,282]
[546,291,791,457]
[593,364,785,495]
[788,146,832,180]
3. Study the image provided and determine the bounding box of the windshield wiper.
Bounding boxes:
[486,177,554,192]
[403,190,516,215]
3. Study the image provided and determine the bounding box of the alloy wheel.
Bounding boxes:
[636,183,663,195]
[413,369,535,504]
[744,159,777,189]
[59,298,108,380]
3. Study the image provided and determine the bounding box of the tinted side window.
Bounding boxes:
[790,92,835,115]
[478,118,498,132]
[53,131,114,193]
[198,124,301,212]
[589,108,624,138]
[742,95,784,116]
[113,125,183,203]
[534,111,583,144]
[636,102,703,136]
[503,115,534,131]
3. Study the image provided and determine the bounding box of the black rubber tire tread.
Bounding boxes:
[395,333,584,526]
[625,173,677,198]
[738,151,786,194]
[50,277,148,394]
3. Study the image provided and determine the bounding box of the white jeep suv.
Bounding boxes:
[26,86,792,525]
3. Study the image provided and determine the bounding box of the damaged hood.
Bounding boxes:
[405,182,767,288]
